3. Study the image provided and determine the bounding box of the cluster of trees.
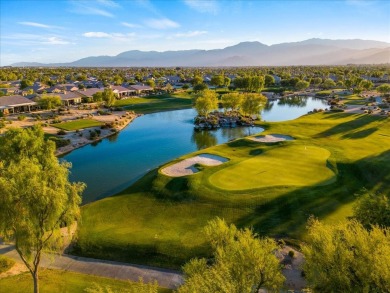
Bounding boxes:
[193,90,267,117]
[178,218,285,293]
[233,76,265,92]
[92,89,117,106]
[37,94,62,109]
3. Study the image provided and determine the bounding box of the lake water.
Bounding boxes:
[64,96,327,203]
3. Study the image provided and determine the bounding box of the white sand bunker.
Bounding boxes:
[250,134,294,143]
[161,154,228,177]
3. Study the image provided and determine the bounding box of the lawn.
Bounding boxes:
[316,88,347,96]
[342,94,367,105]
[209,145,336,190]
[0,269,172,293]
[76,112,390,269]
[115,93,193,114]
[52,119,103,131]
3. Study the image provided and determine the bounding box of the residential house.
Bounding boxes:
[47,83,78,93]
[40,92,82,106]
[76,88,104,101]
[0,95,38,115]
[23,82,48,94]
[111,85,136,99]
[129,85,153,95]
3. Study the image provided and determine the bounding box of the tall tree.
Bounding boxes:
[102,88,117,107]
[210,75,224,88]
[353,189,390,228]
[295,80,310,91]
[37,95,62,109]
[0,126,85,293]
[303,217,390,293]
[376,83,390,95]
[221,92,243,113]
[241,93,267,117]
[177,218,285,293]
[193,89,218,117]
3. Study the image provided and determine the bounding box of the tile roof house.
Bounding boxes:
[76,88,105,98]
[0,95,38,114]
[47,84,78,93]
[111,85,135,98]
[40,92,82,106]
[128,85,153,94]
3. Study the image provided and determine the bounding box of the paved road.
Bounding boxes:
[0,244,183,290]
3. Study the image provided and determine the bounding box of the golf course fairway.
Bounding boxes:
[76,111,390,269]
[209,145,336,190]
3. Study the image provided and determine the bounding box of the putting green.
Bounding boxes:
[209,145,336,190]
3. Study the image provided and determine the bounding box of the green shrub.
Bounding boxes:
[288,250,295,258]
[17,115,26,121]
[57,129,66,135]
[0,255,15,273]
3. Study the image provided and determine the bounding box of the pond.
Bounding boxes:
[64,96,327,203]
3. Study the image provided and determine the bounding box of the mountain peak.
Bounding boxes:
[10,38,390,67]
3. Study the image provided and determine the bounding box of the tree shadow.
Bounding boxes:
[235,149,390,238]
[314,115,382,138]
[341,127,378,139]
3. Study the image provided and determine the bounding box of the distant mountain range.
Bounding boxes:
[11,38,390,67]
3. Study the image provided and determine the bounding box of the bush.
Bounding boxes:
[57,129,66,135]
[17,115,26,121]
[0,255,15,273]
[48,137,71,148]
[288,250,295,258]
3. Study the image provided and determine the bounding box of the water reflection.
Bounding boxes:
[192,130,217,150]
[64,97,327,203]
[277,96,308,107]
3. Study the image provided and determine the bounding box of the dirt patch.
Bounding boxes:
[161,154,228,177]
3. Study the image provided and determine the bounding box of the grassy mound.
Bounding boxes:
[209,145,335,190]
[76,112,390,269]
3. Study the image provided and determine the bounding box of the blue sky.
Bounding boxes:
[1,0,389,65]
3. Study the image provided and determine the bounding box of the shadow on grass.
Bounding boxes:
[314,114,382,138]
[341,127,378,139]
[235,149,390,238]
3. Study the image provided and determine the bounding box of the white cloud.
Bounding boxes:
[18,21,51,28]
[96,0,120,8]
[184,0,219,14]
[173,31,207,38]
[68,1,114,17]
[83,32,112,38]
[83,32,136,40]
[145,18,180,29]
[2,34,72,46]
[121,22,142,28]
[44,37,70,45]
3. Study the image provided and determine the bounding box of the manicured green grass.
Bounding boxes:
[117,93,192,114]
[342,94,367,105]
[77,112,390,269]
[52,119,103,131]
[0,269,172,293]
[209,145,335,190]
[316,88,346,96]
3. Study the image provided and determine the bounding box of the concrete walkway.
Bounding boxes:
[0,244,183,290]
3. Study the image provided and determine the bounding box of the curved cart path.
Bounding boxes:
[0,244,183,289]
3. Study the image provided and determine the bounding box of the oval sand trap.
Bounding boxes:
[209,145,336,190]
[250,134,294,143]
[161,154,228,177]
